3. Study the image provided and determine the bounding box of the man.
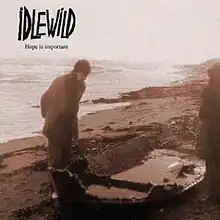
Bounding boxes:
[199,63,220,202]
[40,59,91,201]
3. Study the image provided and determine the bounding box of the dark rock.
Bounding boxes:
[83,128,94,132]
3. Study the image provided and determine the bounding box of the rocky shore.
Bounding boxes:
[0,59,218,220]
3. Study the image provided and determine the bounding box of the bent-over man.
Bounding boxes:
[40,59,91,201]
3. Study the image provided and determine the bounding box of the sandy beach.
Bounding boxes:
[0,59,218,220]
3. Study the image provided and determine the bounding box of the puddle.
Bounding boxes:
[87,185,146,200]
[0,151,46,173]
[87,149,205,200]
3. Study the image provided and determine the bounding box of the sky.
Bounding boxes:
[0,0,220,64]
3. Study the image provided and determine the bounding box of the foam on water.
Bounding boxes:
[0,58,185,143]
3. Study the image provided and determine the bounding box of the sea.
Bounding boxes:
[0,58,186,143]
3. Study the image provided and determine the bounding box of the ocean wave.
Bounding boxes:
[0,79,45,84]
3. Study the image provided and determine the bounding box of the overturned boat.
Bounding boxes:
[50,148,205,206]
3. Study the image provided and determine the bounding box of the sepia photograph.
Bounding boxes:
[0,1,220,219]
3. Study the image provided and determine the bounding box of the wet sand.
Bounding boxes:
[0,59,218,220]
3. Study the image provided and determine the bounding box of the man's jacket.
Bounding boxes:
[40,73,85,138]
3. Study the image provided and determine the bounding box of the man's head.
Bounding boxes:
[73,59,91,81]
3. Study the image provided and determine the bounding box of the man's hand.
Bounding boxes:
[72,139,81,153]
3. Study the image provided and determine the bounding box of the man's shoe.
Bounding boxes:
[51,193,61,215]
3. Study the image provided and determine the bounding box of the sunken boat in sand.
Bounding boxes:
[50,140,205,205]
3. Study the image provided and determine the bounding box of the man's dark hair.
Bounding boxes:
[74,59,91,76]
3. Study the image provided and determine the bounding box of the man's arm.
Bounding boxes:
[40,91,48,118]
[40,77,61,119]
[77,82,86,101]
[72,83,86,139]
[72,115,79,140]
[199,87,212,121]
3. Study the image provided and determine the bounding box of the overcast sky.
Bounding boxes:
[0,0,220,64]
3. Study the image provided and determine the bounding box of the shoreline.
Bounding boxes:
[0,66,192,147]
[0,102,131,146]
[0,79,196,154]
[0,59,184,145]
[0,63,187,145]
[0,65,204,164]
